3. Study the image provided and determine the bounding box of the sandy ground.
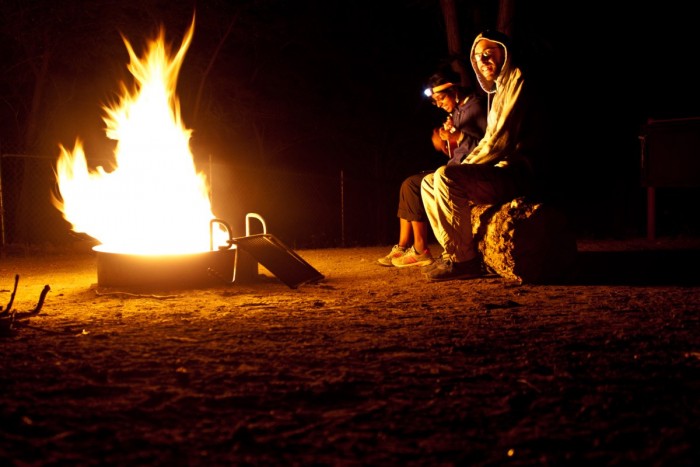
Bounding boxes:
[1,237,699,465]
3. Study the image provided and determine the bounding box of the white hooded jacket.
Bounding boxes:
[464,30,544,172]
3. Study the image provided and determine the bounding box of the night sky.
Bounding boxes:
[1,1,698,246]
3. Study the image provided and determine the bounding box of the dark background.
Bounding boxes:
[1,0,698,248]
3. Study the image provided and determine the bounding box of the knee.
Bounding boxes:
[431,165,450,188]
[421,173,434,192]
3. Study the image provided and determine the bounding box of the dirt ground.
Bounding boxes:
[1,237,699,466]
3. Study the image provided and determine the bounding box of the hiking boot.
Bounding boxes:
[391,246,434,268]
[424,256,485,282]
[377,245,408,267]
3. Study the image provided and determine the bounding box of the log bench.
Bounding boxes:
[471,197,577,284]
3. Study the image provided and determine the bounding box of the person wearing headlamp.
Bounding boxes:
[425,79,487,166]
[378,70,486,268]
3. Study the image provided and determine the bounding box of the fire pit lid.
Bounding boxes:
[231,234,324,289]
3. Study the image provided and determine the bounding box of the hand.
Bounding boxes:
[431,128,448,154]
[438,127,452,141]
[432,127,458,156]
[442,116,456,133]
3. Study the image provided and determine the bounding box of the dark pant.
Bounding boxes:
[397,171,431,222]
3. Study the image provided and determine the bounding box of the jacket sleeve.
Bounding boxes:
[451,95,488,163]
[464,67,526,166]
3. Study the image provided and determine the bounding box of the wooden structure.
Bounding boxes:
[639,117,700,240]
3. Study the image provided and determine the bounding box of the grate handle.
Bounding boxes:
[246,213,267,236]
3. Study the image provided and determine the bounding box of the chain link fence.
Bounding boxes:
[1,152,398,252]
[0,153,75,250]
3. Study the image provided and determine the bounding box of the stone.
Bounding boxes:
[471,197,578,284]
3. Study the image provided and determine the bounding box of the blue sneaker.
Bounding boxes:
[420,257,443,274]
[424,257,484,282]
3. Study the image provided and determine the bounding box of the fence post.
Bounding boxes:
[340,169,345,247]
[0,154,5,251]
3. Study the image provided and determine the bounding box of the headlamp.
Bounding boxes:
[423,82,454,98]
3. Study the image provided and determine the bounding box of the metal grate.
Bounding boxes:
[232,234,324,289]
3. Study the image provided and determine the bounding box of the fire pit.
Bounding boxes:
[93,217,259,289]
[94,246,238,288]
[92,214,323,290]
[52,21,322,290]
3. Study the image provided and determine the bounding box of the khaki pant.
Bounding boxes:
[421,163,530,262]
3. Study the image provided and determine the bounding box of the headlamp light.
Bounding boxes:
[423,82,454,98]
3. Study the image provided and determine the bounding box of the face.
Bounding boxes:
[432,91,457,113]
[473,39,504,81]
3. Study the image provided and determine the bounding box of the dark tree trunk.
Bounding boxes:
[498,0,515,36]
[439,0,471,88]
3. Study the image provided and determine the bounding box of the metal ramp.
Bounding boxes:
[224,213,324,289]
[231,233,324,289]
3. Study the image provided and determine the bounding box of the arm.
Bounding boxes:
[449,94,489,162]
[465,67,526,165]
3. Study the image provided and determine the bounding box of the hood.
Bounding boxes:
[470,30,512,95]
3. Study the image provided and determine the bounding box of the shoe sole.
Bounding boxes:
[421,263,441,274]
[393,258,434,268]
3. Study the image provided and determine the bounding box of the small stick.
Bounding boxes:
[30,285,51,315]
[94,290,179,299]
[5,285,51,321]
[1,274,20,316]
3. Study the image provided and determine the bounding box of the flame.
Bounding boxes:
[54,18,226,255]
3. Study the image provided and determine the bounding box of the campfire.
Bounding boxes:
[52,19,237,287]
[52,18,324,290]
[53,18,225,255]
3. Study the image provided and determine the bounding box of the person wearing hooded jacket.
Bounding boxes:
[420,29,552,281]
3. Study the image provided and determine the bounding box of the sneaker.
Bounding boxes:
[421,255,445,274]
[424,256,484,282]
[391,246,434,268]
[377,245,408,267]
